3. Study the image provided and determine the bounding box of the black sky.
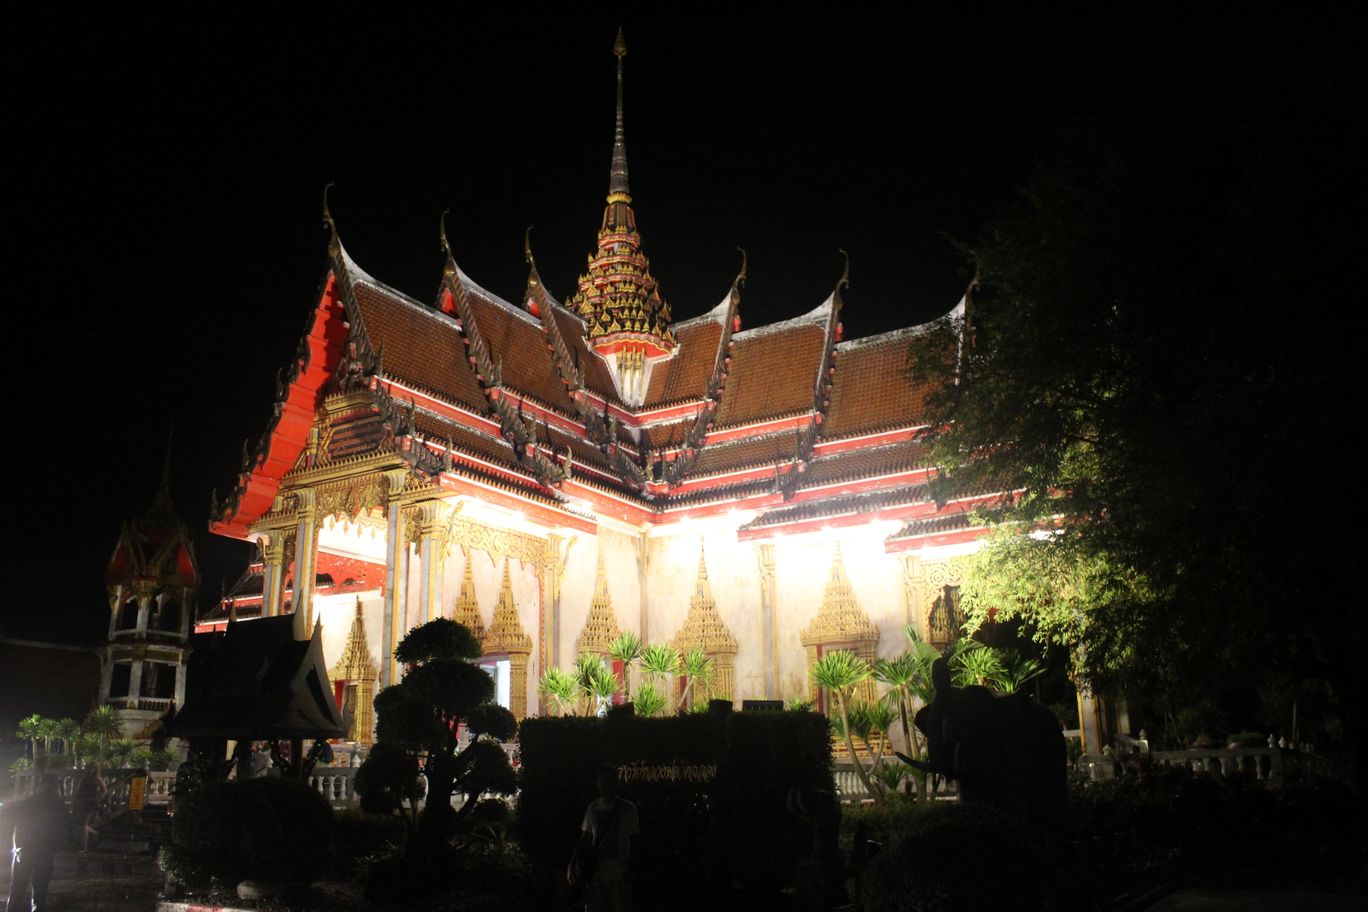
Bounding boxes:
[4,6,1359,644]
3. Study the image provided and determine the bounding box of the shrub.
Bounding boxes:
[861,802,1051,912]
[331,809,406,877]
[164,777,333,885]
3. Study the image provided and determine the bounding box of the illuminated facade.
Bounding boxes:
[201,34,993,722]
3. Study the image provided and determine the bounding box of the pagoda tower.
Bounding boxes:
[568,29,676,405]
[102,450,199,737]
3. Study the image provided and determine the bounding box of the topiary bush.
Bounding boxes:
[860,802,1052,912]
[163,776,334,886]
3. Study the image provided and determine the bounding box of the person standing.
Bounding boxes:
[6,774,67,912]
[568,764,639,912]
[72,763,107,852]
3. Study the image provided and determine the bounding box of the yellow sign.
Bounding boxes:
[128,776,147,811]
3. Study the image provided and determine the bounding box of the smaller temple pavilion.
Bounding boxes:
[198,31,1098,743]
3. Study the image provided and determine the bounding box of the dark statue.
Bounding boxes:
[903,658,1067,841]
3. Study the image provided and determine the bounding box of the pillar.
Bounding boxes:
[754,543,777,698]
[134,586,153,634]
[261,533,288,617]
[381,470,411,688]
[417,500,451,625]
[128,661,144,708]
[292,489,318,640]
[543,534,573,678]
[107,585,124,639]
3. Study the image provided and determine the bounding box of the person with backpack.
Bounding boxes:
[567,764,639,912]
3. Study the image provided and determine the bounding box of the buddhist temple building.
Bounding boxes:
[200,32,995,723]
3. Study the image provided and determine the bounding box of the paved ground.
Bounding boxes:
[1144,885,1365,911]
[0,849,165,912]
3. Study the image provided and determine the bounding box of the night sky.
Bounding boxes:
[4,8,1356,644]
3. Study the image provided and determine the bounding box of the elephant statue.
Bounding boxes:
[902,658,1067,840]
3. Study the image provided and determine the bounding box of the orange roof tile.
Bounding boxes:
[823,330,938,438]
[713,322,826,428]
[353,282,486,412]
[643,319,721,406]
[468,294,577,415]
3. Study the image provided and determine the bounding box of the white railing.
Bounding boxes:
[832,761,957,803]
[310,767,358,807]
[1076,735,1288,782]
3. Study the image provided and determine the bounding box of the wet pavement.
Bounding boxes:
[0,848,164,911]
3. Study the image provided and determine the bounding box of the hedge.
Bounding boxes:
[517,709,831,903]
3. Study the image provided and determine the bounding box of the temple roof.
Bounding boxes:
[170,616,345,740]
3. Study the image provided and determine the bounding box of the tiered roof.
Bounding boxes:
[208,36,980,557]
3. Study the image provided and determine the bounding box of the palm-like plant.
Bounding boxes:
[997,650,1048,694]
[573,653,605,715]
[84,706,120,750]
[36,717,59,757]
[538,668,579,716]
[810,650,878,800]
[53,718,81,756]
[633,683,667,718]
[73,734,102,769]
[875,625,945,798]
[952,642,1006,688]
[105,738,139,769]
[608,631,642,701]
[640,644,681,714]
[16,714,44,759]
[587,663,621,716]
[678,648,714,712]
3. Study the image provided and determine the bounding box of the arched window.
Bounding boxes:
[155,598,181,632]
[117,597,140,630]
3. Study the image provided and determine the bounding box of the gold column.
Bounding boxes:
[381,469,411,688]
[261,533,288,617]
[292,489,318,640]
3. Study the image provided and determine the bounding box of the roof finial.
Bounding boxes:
[734,248,748,290]
[524,225,537,271]
[323,182,340,256]
[609,28,630,198]
[834,248,850,311]
[440,209,456,279]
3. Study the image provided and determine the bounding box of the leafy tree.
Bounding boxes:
[950,643,1005,689]
[357,619,518,844]
[36,718,58,756]
[640,643,681,689]
[873,627,941,798]
[912,85,1364,799]
[633,683,667,718]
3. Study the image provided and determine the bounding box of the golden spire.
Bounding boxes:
[486,558,532,655]
[452,547,486,644]
[576,542,622,656]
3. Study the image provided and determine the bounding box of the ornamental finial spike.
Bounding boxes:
[323,182,341,256]
[734,248,748,290]
[439,209,451,258]
[524,225,536,268]
[837,248,851,291]
[609,29,631,197]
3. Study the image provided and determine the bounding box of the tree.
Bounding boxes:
[84,706,120,751]
[811,650,879,800]
[911,85,1364,799]
[357,618,518,845]
[538,667,579,716]
[53,719,80,759]
[16,714,44,759]
[873,627,941,799]
[678,647,714,712]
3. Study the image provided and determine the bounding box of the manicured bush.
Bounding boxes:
[860,802,1052,912]
[163,776,334,886]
